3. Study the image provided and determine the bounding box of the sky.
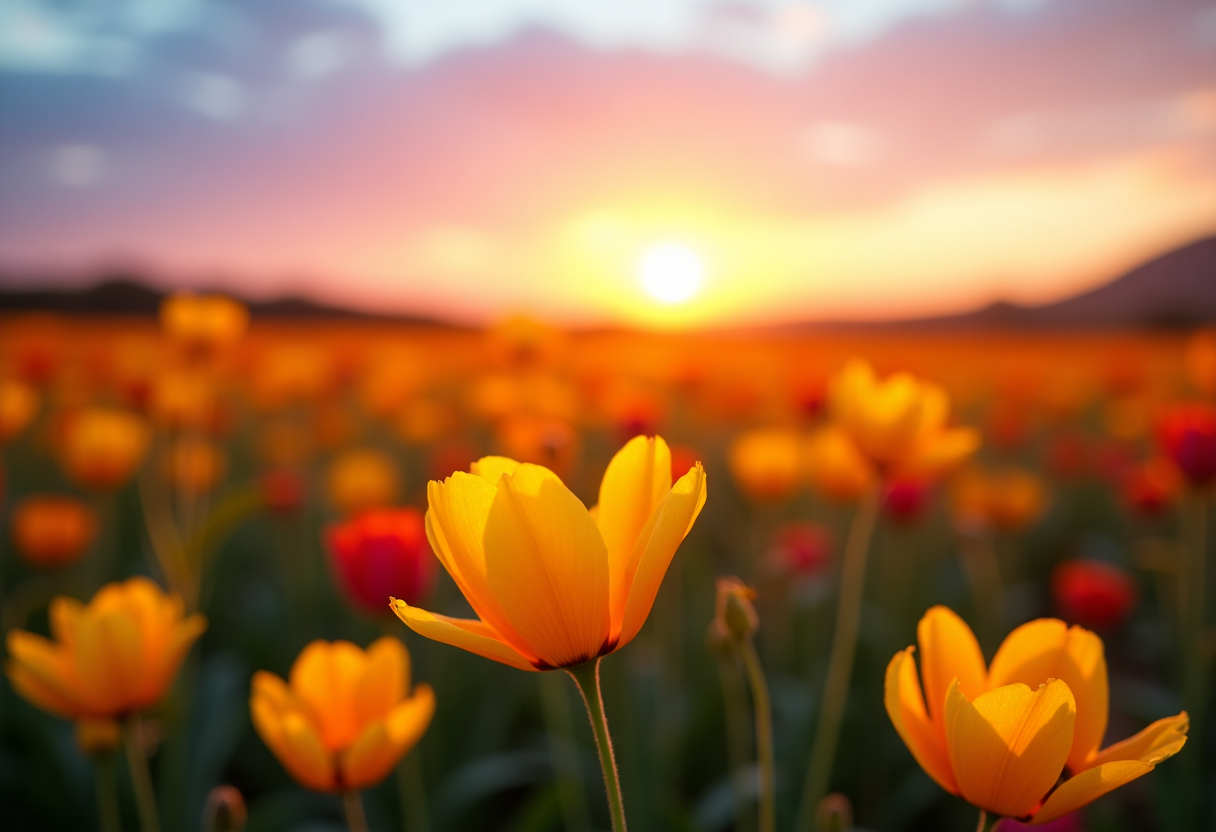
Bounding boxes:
[0,0,1214,327]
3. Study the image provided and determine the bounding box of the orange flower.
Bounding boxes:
[728,428,803,502]
[168,437,227,495]
[326,449,399,516]
[829,360,978,477]
[10,494,98,569]
[392,435,706,670]
[250,637,434,792]
[951,466,1048,532]
[160,292,248,353]
[886,606,1186,824]
[0,379,39,444]
[58,407,150,490]
[6,578,206,719]
[804,427,875,503]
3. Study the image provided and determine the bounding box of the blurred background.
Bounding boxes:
[1,1,1215,831]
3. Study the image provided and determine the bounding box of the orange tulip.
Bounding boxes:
[0,379,38,444]
[830,360,978,477]
[392,435,706,670]
[326,449,399,516]
[886,606,1186,825]
[250,637,434,792]
[728,428,803,502]
[804,427,875,503]
[951,466,1048,532]
[10,494,98,568]
[58,407,150,490]
[6,578,206,720]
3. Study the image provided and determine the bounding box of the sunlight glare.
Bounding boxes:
[638,243,704,304]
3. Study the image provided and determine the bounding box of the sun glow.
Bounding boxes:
[638,243,704,304]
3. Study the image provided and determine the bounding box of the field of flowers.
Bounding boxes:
[0,297,1211,832]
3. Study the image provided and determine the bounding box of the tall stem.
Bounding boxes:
[123,714,162,832]
[715,653,757,832]
[795,483,882,832]
[567,658,628,832]
[343,791,369,832]
[396,752,431,832]
[95,754,122,832]
[740,639,775,832]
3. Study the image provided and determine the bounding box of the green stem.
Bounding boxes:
[123,714,162,832]
[95,754,122,832]
[715,653,757,832]
[975,808,1000,832]
[343,790,369,832]
[397,751,432,832]
[540,670,590,832]
[795,482,882,832]
[740,639,775,832]
[566,658,628,832]
[1178,486,1210,829]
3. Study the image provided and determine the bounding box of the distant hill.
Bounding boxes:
[1,235,1213,328]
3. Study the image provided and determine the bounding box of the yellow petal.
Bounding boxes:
[343,684,436,790]
[354,637,408,725]
[426,474,539,659]
[884,648,958,794]
[289,640,368,750]
[6,630,85,715]
[1088,711,1188,768]
[483,463,611,667]
[595,436,672,630]
[917,606,987,724]
[945,679,1075,818]
[251,672,336,792]
[470,456,520,484]
[49,597,84,648]
[618,462,707,647]
[1031,761,1153,825]
[901,427,981,478]
[989,619,1107,772]
[141,613,206,709]
[76,608,143,714]
[390,599,539,671]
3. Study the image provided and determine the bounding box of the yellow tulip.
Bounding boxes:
[886,606,1187,824]
[250,637,434,792]
[830,360,978,477]
[392,435,707,670]
[5,578,206,720]
[728,428,803,503]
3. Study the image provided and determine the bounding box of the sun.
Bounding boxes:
[638,243,704,304]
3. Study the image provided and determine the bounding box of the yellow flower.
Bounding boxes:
[728,428,803,503]
[58,407,150,490]
[392,435,707,670]
[830,360,978,477]
[326,449,399,516]
[160,292,248,353]
[6,578,206,720]
[885,606,1187,824]
[0,379,39,445]
[250,637,434,792]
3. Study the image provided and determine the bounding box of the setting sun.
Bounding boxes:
[638,243,704,304]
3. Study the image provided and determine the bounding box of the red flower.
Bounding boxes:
[884,477,931,525]
[1158,404,1216,484]
[326,508,436,614]
[766,521,832,579]
[261,469,306,516]
[1052,559,1137,630]
[1120,457,1180,516]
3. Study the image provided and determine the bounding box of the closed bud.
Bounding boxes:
[74,717,120,756]
[816,793,853,832]
[705,620,734,657]
[714,577,758,642]
[203,785,247,832]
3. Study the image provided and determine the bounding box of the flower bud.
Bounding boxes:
[714,577,758,642]
[203,785,247,832]
[816,793,853,832]
[74,718,120,756]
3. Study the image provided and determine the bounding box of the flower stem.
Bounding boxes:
[975,808,1000,832]
[740,639,775,832]
[715,652,757,832]
[343,790,369,832]
[123,714,162,832]
[95,754,121,832]
[795,482,882,832]
[567,658,628,832]
[540,670,590,832]
[397,751,431,832]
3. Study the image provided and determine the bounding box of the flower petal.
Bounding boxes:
[618,461,707,647]
[354,637,408,725]
[1031,761,1153,825]
[1088,711,1188,768]
[289,640,368,750]
[470,456,521,484]
[918,606,987,724]
[483,463,610,667]
[251,671,335,792]
[945,679,1075,818]
[884,647,958,794]
[989,619,1107,773]
[594,436,672,632]
[76,607,143,714]
[390,599,539,671]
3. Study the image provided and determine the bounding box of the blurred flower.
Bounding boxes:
[1046,432,1091,481]
[728,428,803,502]
[790,373,827,420]
[250,637,434,792]
[326,508,436,615]
[1052,560,1137,630]
[160,292,248,354]
[58,407,150,490]
[495,415,579,478]
[6,577,206,719]
[884,477,931,525]
[13,336,60,386]
[75,717,121,756]
[168,437,226,495]
[10,494,98,569]
[427,440,479,483]
[951,466,1048,533]
[485,315,566,370]
[1186,328,1216,397]
[261,469,306,516]
[251,343,332,410]
[886,606,1186,824]
[830,360,978,477]
[0,379,38,444]
[713,577,758,642]
[816,794,854,832]
[395,397,458,445]
[1120,457,1181,516]
[669,444,702,485]
[765,522,832,579]
[805,427,875,503]
[326,449,399,516]
[151,371,220,432]
[203,785,247,832]
[1103,396,1151,442]
[359,355,425,420]
[1158,403,1216,484]
[392,435,706,670]
[986,401,1031,451]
